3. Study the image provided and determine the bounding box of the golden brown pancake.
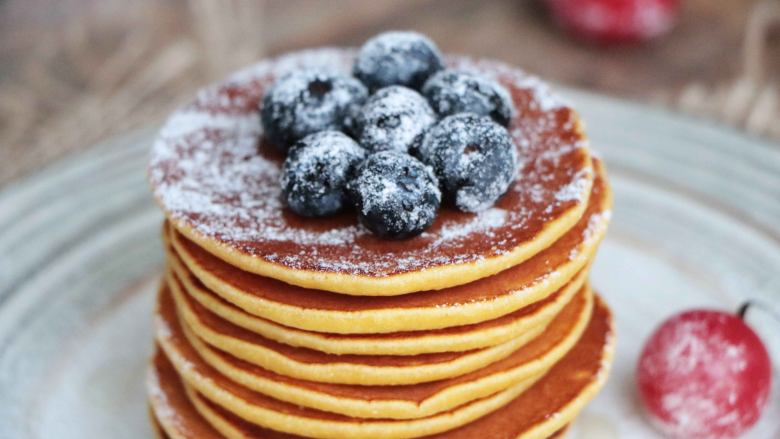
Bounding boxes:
[183,379,537,439]
[157,281,592,419]
[427,295,614,439]
[149,49,594,295]
[148,294,612,438]
[164,159,610,334]
[148,353,570,439]
[550,425,570,439]
[150,409,166,439]
[148,351,232,439]
[167,264,585,355]
[156,283,579,386]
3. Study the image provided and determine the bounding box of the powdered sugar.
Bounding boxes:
[556,167,595,203]
[146,365,180,429]
[514,75,568,112]
[430,207,508,246]
[159,112,261,140]
[356,85,436,153]
[149,48,593,275]
[586,210,612,238]
[448,56,568,112]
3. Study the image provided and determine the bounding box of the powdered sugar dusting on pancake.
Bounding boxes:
[149,48,592,276]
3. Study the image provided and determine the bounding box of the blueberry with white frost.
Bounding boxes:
[281,131,366,217]
[261,70,367,150]
[348,151,441,239]
[422,70,515,126]
[353,31,444,91]
[354,86,436,154]
[417,113,518,212]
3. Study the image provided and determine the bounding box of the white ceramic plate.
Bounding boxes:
[0,89,778,438]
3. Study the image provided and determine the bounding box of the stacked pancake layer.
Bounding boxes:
[147,49,615,438]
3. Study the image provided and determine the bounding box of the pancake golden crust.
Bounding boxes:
[429,294,614,439]
[147,349,227,439]
[165,159,610,334]
[184,379,538,439]
[157,280,593,419]
[156,284,568,386]
[148,354,570,439]
[549,426,570,439]
[150,409,167,439]
[148,295,613,438]
[168,265,585,355]
[149,48,594,295]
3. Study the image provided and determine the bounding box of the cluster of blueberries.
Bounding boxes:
[261,31,519,239]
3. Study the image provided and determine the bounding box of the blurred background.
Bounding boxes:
[1,0,778,188]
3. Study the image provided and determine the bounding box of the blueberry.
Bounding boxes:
[417,113,518,212]
[348,151,441,239]
[281,131,366,217]
[353,31,444,91]
[261,70,367,150]
[422,70,515,126]
[355,86,436,153]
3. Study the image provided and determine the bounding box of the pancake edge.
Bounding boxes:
[515,294,615,439]
[167,264,586,355]
[158,294,550,386]
[160,284,593,418]
[182,376,544,439]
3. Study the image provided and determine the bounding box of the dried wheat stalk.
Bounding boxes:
[669,0,780,139]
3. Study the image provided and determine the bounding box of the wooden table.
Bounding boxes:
[0,0,777,187]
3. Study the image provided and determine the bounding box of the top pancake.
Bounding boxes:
[149,48,594,295]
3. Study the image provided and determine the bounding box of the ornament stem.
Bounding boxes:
[738,299,780,322]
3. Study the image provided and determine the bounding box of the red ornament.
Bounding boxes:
[545,0,681,45]
[637,309,772,438]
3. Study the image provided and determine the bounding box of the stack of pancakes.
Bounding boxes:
[146,49,614,439]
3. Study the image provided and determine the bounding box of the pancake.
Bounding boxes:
[149,48,594,295]
[156,283,579,386]
[550,426,570,439]
[149,294,613,438]
[167,264,585,355]
[183,378,538,439]
[158,281,592,419]
[148,351,232,439]
[147,353,570,439]
[424,295,614,439]
[164,159,610,335]
[151,409,167,439]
